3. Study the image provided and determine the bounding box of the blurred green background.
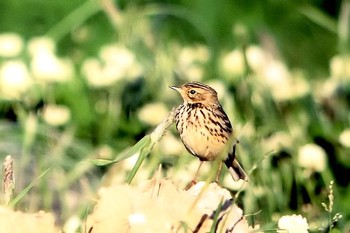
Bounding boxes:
[0,0,349,232]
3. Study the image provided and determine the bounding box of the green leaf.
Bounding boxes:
[209,199,224,233]
[8,168,50,208]
[125,140,153,184]
[89,158,115,166]
[299,5,337,34]
[115,135,151,163]
[90,135,151,166]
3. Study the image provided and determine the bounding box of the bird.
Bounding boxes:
[170,81,247,184]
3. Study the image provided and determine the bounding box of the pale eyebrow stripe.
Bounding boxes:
[185,82,216,93]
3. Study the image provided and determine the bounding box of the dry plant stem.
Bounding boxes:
[99,0,122,28]
[150,164,163,198]
[150,108,175,143]
[3,155,15,206]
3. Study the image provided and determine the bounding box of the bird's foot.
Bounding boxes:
[184,180,197,190]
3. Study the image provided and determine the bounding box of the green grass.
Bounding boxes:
[0,0,349,232]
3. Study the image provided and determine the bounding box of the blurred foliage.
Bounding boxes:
[0,0,349,232]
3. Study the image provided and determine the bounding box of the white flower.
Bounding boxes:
[206,80,226,101]
[313,78,338,100]
[221,49,245,77]
[158,133,184,156]
[128,213,147,225]
[27,36,56,57]
[100,44,135,66]
[100,44,143,80]
[81,58,106,87]
[176,45,209,81]
[264,61,290,84]
[42,104,71,126]
[82,44,143,88]
[339,128,350,148]
[278,214,309,233]
[246,45,267,73]
[262,61,309,101]
[330,54,350,79]
[298,144,327,172]
[264,132,293,153]
[27,36,74,83]
[262,61,291,101]
[138,102,169,126]
[63,215,81,233]
[182,64,204,81]
[30,52,74,83]
[0,60,31,99]
[178,45,210,67]
[0,33,24,57]
[188,182,250,232]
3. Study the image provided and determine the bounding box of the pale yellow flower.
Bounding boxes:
[63,215,81,233]
[158,133,183,156]
[128,213,147,226]
[298,144,327,172]
[264,61,290,84]
[27,36,55,56]
[137,102,169,126]
[30,52,74,83]
[81,58,107,87]
[100,44,134,66]
[100,44,143,80]
[339,128,350,148]
[262,61,310,101]
[262,61,291,100]
[264,131,293,153]
[313,78,338,100]
[82,44,143,87]
[330,54,350,79]
[246,45,267,73]
[0,33,24,57]
[42,104,71,126]
[27,36,74,83]
[0,60,32,99]
[221,49,245,77]
[182,64,204,81]
[178,45,210,67]
[278,214,309,233]
[86,180,250,233]
[176,45,209,81]
[206,80,226,101]
[0,207,57,233]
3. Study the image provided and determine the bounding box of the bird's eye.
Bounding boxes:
[189,90,196,95]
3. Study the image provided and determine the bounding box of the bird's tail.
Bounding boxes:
[224,142,247,181]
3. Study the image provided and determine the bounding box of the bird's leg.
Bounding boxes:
[193,160,203,181]
[185,160,203,190]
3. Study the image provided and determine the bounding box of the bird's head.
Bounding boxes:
[170,82,219,105]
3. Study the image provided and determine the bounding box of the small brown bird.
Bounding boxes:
[170,81,247,183]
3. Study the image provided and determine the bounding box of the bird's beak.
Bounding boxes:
[169,85,180,92]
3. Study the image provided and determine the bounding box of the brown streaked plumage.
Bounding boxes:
[170,81,247,183]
